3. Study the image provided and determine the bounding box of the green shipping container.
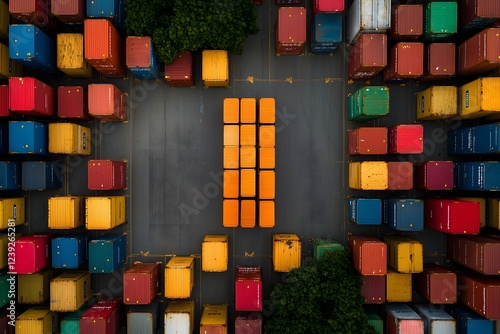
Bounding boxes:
[424,2,457,41]
[61,303,91,334]
[311,239,343,261]
[0,271,9,308]
[348,86,389,121]
[366,310,383,334]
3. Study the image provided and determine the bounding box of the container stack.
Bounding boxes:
[126,36,159,80]
[235,266,262,334]
[310,0,343,54]
[164,51,195,87]
[276,7,307,55]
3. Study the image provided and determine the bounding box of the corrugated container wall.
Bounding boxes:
[383,199,424,231]
[347,0,391,44]
[348,34,387,80]
[88,160,127,190]
[17,268,54,304]
[57,33,93,78]
[366,311,383,334]
[456,198,486,228]
[22,161,62,190]
[361,275,385,304]
[272,234,301,272]
[384,235,423,273]
[123,263,160,305]
[447,235,500,275]
[202,50,229,87]
[387,161,413,190]
[48,123,91,155]
[51,234,89,269]
[88,84,127,122]
[458,77,500,119]
[235,266,262,312]
[58,86,89,119]
[455,162,500,191]
[15,307,58,334]
[458,28,500,75]
[313,0,344,13]
[349,235,387,275]
[386,270,412,302]
[202,235,228,272]
[10,234,52,275]
[421,43,456,82]
[458,272,500,320]
[126,36,159,79]
[0,1,8,42]
[424,199,480,234]
[164,51,195,87]
[349,198,382,225]
[8,121,47,154]
[51,0,85,23]
[383,42,424,82]
[80,298,122,334]
[389,124,423,154]
[200,304,228,334]
[88,234,126,273]
[416,86,457,120]
[48,196,85,229]
[86,0,125,33]
[235,311,262,334]
[415,160,454,190]
[9,0,56,29]
[8,77,55,117]
[164,256,195,299]
[164,300,195,334]
[423,2,458,41]
[50,271,91,312]
[414,265,457,304]
[458,0,500,33]
[348,161,388,190]
[389,5,423,41]
[85,196,126,230]
[276,7,306,55]
[348,86,389,121]
[311,238,343,261]
[310,13,342,54]
[348,127,388,155]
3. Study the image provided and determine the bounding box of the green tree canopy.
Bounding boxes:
[125,0,259,64]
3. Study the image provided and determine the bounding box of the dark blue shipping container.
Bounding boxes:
[0,124,7,154]
[127,301,161,334]
[8,24,58,75]
[454,162,500,191]
[21,161,62,190]
[448,127,473,155]
[311,13,342,53]
[446,305,494,334]
[52,234,89,269]
[0,162,20,190]
[89,234,126,273]
[471,123,500,154]
[86,0,125,34]
[383,199,424,231]
[9,121,47,154]
[128,43,159,80]
[349,198,382,225]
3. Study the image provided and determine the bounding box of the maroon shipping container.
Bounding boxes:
[349,235,387,276]
[276,7,306,55]
[389,124,423,154]
[414,265,457,304]
[80,298,122,334]
[389,5,423,41]
[313,0,344,13]
[8,77,55,117]
[88,160,126,190]
[424,199,480,234]
[164,51,195,87]
[9,0,56,29]
[0,310,14,334]
[235,312,262,334]
[458,0,500,30]
[420,43,456,82]
[88,84,127,122]
[415,161,454,190]
[458,28,500,75]
[0,85,13,117]
[448,235,500,275]
[361,275,385,304]
[387,162,413,190]
[10,234,53,274]
[348,127,388,155]
[123,263,160,305]
[458,272,500,320]
[126,36,152,68]
[51,0,85,23]
[235,266,262,312]
[58,86,89,119]
[348,34,387,80]
[383,42,424,82]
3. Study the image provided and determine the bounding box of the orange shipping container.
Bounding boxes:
[259,200,275,228]
[223,98,239,124]
[259,98,276,124]
[240,146,256,168]
[240,98,256,123]
[224,125,239,146]
[88,84,127,122]
[260,126,275,147]
[240,169,256,197]
[223,146,239,169]
[223,199,238,228]
[240,125,256,146]
[240,200,256,228]
[259,147,275,169]
[259,171,275,200]
[223,170,239,199]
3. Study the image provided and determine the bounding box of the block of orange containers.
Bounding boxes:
[388,124,423,154]
[8,77,54,116]
[348,34,387,81]
[420,43,456,82]
[235,266,262,311]
[383,42,424,82]
[126,36,159,80]
[88,84,127,121]
[273,234,301,272]
[9,234,53,274]
[424,199,480,234]
[276,7,306,55]
[51,0,85,23]
[58,86,89,119]
[88,160,126,190]
[414,264,457,304]
[123,263,160,305]
[348,127,388,155]
[349,235,387,276]
[415,161,454,190]
[164,51,194,87]
[80,298,122,333]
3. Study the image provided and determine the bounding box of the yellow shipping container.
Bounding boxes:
[386,269,412,302]
[0,43,23,79]
[48,196,85,229]
[416,86,457,120]
[48,123,91,155]
[16,307,59,334]
[487,198,500,229]
[202,50,229,87]
[458,77,500,119]
[18,268,54,304]
[259,97,276,124]
[0,232,21,269]
[0,197,25,230]
[456,198,486,228]
[383,235,423,273]
[348,162,388,190]
[57,33,93,77]
[240,98,256,123]
[223,98,239,124]
[0,1,8,41]
[50,271,91,312]
[85,196,126,230]
[164,300,195,333]
[200,304,228,334]
[273,234,301,272]
[165,256,195,298]
[201,235,228,272]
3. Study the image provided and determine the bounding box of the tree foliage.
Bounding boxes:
[125,0,259,64]
[264,250,378,334]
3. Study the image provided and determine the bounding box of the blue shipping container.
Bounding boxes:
[383,199,424,231]
[472,123,500,154]
[127,301,161,334]
[349,198,382,225]
[311,13,342,54]
[447,127,473,155]
[89,234,126,273]
[446,305,494,334]
[0,124,7,154]
[0,162,20,190]
[454,162,500,191]
[52,234,89,269]
[9,121,47,154]
[128,43,159,80]
[21,161,62,190]
[9,24,58,75]
[86,0,125,34]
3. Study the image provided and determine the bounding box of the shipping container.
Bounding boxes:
[346,0,391,44]
[455,198,485,227]
[311,238,343,261]
[259,170,275,200]
[447,305,494,334]
[235,266,262,312]
[458,77,500,119]
[0,1,8,41]
[21,161,62,190]
[8,77,55,117]
[200,304,228,334]
[0,85,10,116]
[0,162,20,190]
[458,0,500,34]
[202,50,229,87]
[51,234,89,269]
[0,44,23,79]
[223,98,239,124]
[164,256,194,299]
[349,198,382,225]
[451,123,500,154]
[123,263,160,304]
[223,170,239,198]
[224,125,239,146]
[414,304,456,334]
[420,43,456,82]
[51,0,85,23]
[57,34,93,78]
[366,310,383,334]
[127,301,161,334]
[0,124,7,154]
[383,199,424,231]
[348,34,387,80]
[387,161,413,190]
[458,28,500,75]
[240,98,256,124]
[61,303,92,334]
[423,2,458,41]
[361,275,385,304]
[448,235,500,275]
[240,146,256,168]
[58,86,89,119]
[235,311,262,334]
[9,0,55,29]
[0,233,22,269]
[223,146,238,169]
[85,196,126,230]
[389,124,423,154]
[48,196,85,229]
[416,86,457,120]
[16,307,58,334]
[349,235,387,275]
[454,162,500,191]
[0,272,7,307]
[259,200,275,228]
[222,199,238,228]
[386,270,412,302]
[240,169,256,197]
[415,265,457,304]
[88,160,126,190]
[86,0,125,32]
[273,234,301,272]
[348,161,388,190]
[88,234,126,273]
[50,271,91,312]
[347,127,387,155]
[348,86,389,121]
[488,198,500,229]
[88,83,127,121]
[424,199,480,234]
[389,5,423,40]
[415,161,454,190]
[259,125,275,147]
[276,7,307,55]
[386,304,422,334]
[383,42,424,82]
[164,51,194,87]
[0,197,25,229]
[448,127,473,155]
[458,272,500,320]
[310,13,342,54]
[202,235,228,272]
[48,123,91,155]
[9,234,52,274]
[313,0,344,13]
[18,267,54,304]
[126,36,159,80]
[80,298,122,333]
[384,235,423,273]
[240,199,256,228]
[164,300,195,334]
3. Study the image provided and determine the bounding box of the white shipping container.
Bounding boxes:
[414,304,456,334]
[347,0,391,44]
[164,300,194,334]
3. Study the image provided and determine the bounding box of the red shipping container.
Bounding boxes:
[9,0,56,29]
[276,7,306,55]
[51,0,85,23]
[361,275,385,304]
[415,161,454,190]
[9,234,53,274]
[458,28,500,75]
[414,265,457,304]
[387,161,413,190]
[235,266,262,312]
[458,0,500,30]
[164,51,195,87]
[389,124,423,154]
[9,77,55,117]
[235,312,262,334]
[389,5,423,41]
[123,263,160,305]
[447,235,500,275]
[349,236,387,276]
[58,86,89,119]
[420,43,456,82]
[348,34,387,80]
[80,298,122,334]
[348,127,388,155]
[88,160,126,190]
[0,85,14,117]
[383,42,424,82]
[424,199,480,234]
[458,272,500,320]
[88,84,127,122]
[84,19,126,78]
[126,36,152,68]
[313,0,344,13]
